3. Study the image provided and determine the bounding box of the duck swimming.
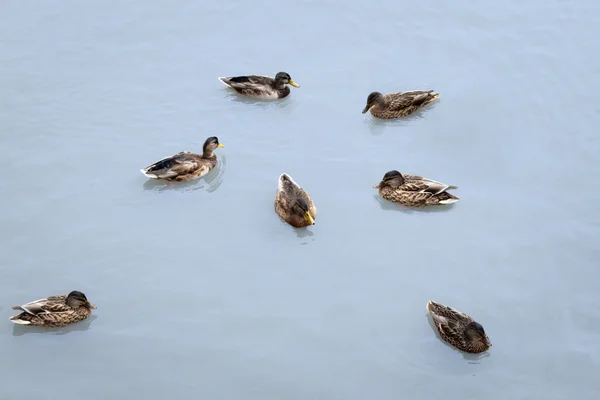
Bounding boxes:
[275,173,316,228]
[373,170,459,207]
[427,300,492,353]
[362,90,439,119]
[219,72,300,99]
[140,136,224,181]
[10,290,96,327]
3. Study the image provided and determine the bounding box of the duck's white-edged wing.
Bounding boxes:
[12,297,50,316]
[404,173,457,195]
[140,152,193,179]
[218,75,272,85]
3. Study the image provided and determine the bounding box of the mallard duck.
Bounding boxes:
[427,300,492,353]
[218,72,300,99]
[10,290,96,327]
[275,173,316,228]
[140,136,224,181]
[362,90,439,119]
[373,170,459,207]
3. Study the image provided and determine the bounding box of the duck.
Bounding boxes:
[426,300,492,353]
[9,290,96,327]
[362,90,439,119]
[140,136,224,181]
[275,173,316,228]
[218,72,300,99]
[373,170,459,207]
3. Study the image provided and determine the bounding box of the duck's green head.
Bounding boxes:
[67,290,96,310]
[466,321,492,347]
[275,72,300,88]
[292,198,315,225]
[362,92,384,114]
[373,170,405,189]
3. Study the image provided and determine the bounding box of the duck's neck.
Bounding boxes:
[277,85,291,98]
[202,149,214,158]
[373,99,386,109]
[273,79,286,90]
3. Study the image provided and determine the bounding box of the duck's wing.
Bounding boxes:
[386,90,436,109]
[427,300,472,325]
[140,152,202,179]
[218,75,274,90]
[402,174,457,195]
[12,295,68,315]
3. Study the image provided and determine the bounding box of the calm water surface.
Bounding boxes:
[1,1,599,399]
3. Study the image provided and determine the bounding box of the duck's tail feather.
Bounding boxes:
[218,77,232,87]
[9,315,31,324]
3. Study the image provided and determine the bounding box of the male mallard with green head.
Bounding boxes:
[373,170,459,207]
[427,300,492,353]
[219,72,300,99]
[275,173,316,228]
[10,290,96,327]
[362,90,439,119]
[140,136,224,181]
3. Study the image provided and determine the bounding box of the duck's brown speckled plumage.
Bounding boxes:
[275,174,317,228]
[362,90,439,119]
[218,72,300,99]
[141,136,224,181]
[374,170,459,207]
[427,300,492,353]
[10,291,96,328]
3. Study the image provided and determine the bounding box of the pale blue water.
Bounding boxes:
[1,1,599,399]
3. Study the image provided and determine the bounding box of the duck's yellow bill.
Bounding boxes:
[218,144,225,148]
[289,79,300,88]
[88,303,97,310]
[373,184,380,189]
[304,211,315,225]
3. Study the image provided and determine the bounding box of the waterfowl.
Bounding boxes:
[140,136,224,181]
[218,72,300,99]
[275,174,316,228]
[9,290,96,327]
[362,90,439,119]
[373,170,459,207]
[426,300,492,353]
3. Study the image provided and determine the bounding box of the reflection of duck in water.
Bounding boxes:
[275,174,316,228]
[219,72,300,99]
[373,170,459,207]
[10,291,96,328]
[427,300,492,353]
[140,137,224,181]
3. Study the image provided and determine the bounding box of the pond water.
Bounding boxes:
[1,1,599,399]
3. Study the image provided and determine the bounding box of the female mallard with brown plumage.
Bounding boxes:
[373,170,459,207]
[362,90,439,119]
[10,290,96,327]
[275,174,316,228]
[427,300,492,353]
[140,136,224,181]
[218,72,300,99]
